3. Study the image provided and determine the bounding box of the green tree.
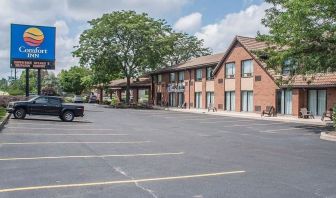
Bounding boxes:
[257,0,336,75]
[74,11,173,103]
[58,66,91,95]
[0,78,8,91]
[74,11,211,104]
[163,32,212,67]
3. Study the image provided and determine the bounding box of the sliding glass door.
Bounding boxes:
[206,92,214,108]
[225,91,235,111]
[280,89,292,115]
[241,91,253,112]
[169,93,176,107]
[308,90,326,116]
[195,92,202,109]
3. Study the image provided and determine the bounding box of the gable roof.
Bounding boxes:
[150,53,225,74]
[213,36,268,75]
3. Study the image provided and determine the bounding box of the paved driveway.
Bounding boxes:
[0,104,335,198]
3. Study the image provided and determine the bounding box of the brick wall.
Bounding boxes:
[327,88,336,110]
[214,65,224,110]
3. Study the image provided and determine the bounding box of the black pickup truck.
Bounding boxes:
[6,96,84,122]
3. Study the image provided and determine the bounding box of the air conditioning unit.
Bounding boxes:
[229,75,235,78]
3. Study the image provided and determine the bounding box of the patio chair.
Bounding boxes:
[207,103,217,112]
[261,106,275,117]
[300,108,315,119]
[321,109,333,121]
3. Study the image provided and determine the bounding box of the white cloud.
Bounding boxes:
[174,12,202,33]
[195,2,270,52]
[0,0,193,79]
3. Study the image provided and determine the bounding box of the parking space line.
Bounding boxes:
[199,120,251,123]
[0,141,151,145]
[7,127,118,131]
[0,170,245,193]
[8,123,94,127]
[2,133,128,136]
[0,152,184,161]
[259,128,302,133]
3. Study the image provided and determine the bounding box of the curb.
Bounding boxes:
[0,113,11,132]
[167,109,329,127]
[320,132,336,142]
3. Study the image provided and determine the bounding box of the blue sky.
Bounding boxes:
[0,0,269,79]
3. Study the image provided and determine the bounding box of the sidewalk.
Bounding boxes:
[163,107,333,126]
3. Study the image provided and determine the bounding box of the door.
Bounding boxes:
[206,92,214,108]
[195,92,202,109]
[156,93,162,106]
[48,97,61,115]
[30,97,49,114]
[308,90,326,116]
[280,89,292,115]
[241,91,253,112]
[178,92,184,107]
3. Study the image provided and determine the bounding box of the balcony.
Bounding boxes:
[167,82,185,92]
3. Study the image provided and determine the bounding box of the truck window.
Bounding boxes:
[35,97,48,104]
[49,98,61,105]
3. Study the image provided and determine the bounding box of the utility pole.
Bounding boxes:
[37,69,41,95]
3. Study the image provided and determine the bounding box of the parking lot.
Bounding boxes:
[0,104,336,198]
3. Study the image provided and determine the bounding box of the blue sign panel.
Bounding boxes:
[10,24,56,69]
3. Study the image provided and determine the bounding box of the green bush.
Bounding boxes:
[8,89,25,96]
[0,107,6,119]
[110,98,118,106]
[333,105,336,128]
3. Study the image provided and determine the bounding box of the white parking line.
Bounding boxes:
[0,152,184,161]
[259,128,302,133]
[0,170,245,193]
[0,141,150,145]
[7,127,117,131]
[8,122,93,127]
[2,133,128,136]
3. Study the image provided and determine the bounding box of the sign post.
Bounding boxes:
[10,24,56,96]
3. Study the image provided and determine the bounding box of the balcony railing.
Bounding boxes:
[167,82,185,92]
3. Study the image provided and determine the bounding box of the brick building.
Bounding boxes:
[150,36,336,117]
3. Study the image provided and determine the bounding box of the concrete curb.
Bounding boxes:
[167,108,330,127]
[320,132,336,142]
[0,113,11,132]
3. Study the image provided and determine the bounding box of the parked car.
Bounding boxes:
[88,95,97,103]
[6,96,84,122]
[73,95,84,103]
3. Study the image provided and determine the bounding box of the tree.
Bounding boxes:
[0,78,8,91]
[163,32,212,67]
[58,66,91,95]
[74,11,212,104]
[257,0,336,75]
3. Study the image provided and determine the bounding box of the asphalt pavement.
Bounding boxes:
[0,104,335,198]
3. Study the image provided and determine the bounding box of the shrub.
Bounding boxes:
[0,107,5,119]
[333,105,336,128]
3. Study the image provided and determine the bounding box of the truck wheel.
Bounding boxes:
[62,111,74,122]
[13,108,26,119]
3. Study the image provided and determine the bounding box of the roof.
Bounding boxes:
[213,35,268,75]
[150,53,225,74]
[282,73,336,88]
[109,78,151,89]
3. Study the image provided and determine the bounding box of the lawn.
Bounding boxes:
[0,107,6,120]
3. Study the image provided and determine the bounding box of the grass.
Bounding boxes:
[0,107,6,120]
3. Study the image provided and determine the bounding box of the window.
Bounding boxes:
[49,98,60,105]
[225,63,235,78]
[206,92,214,108]
[308,90,326,116]
[157,74,162,83]
[242,60,253,77]
[195,92,202,109]
[206,67,214,80]
[169,72,176,82]
[195,68,202,81]
[241,91,253,112]
[178,71,184,82]
[225,91,235,111]
[34,97,48,104]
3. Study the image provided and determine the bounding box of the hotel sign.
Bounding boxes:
[10,24,56,69]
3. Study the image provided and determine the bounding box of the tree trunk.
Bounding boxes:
[125,76,131,104]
